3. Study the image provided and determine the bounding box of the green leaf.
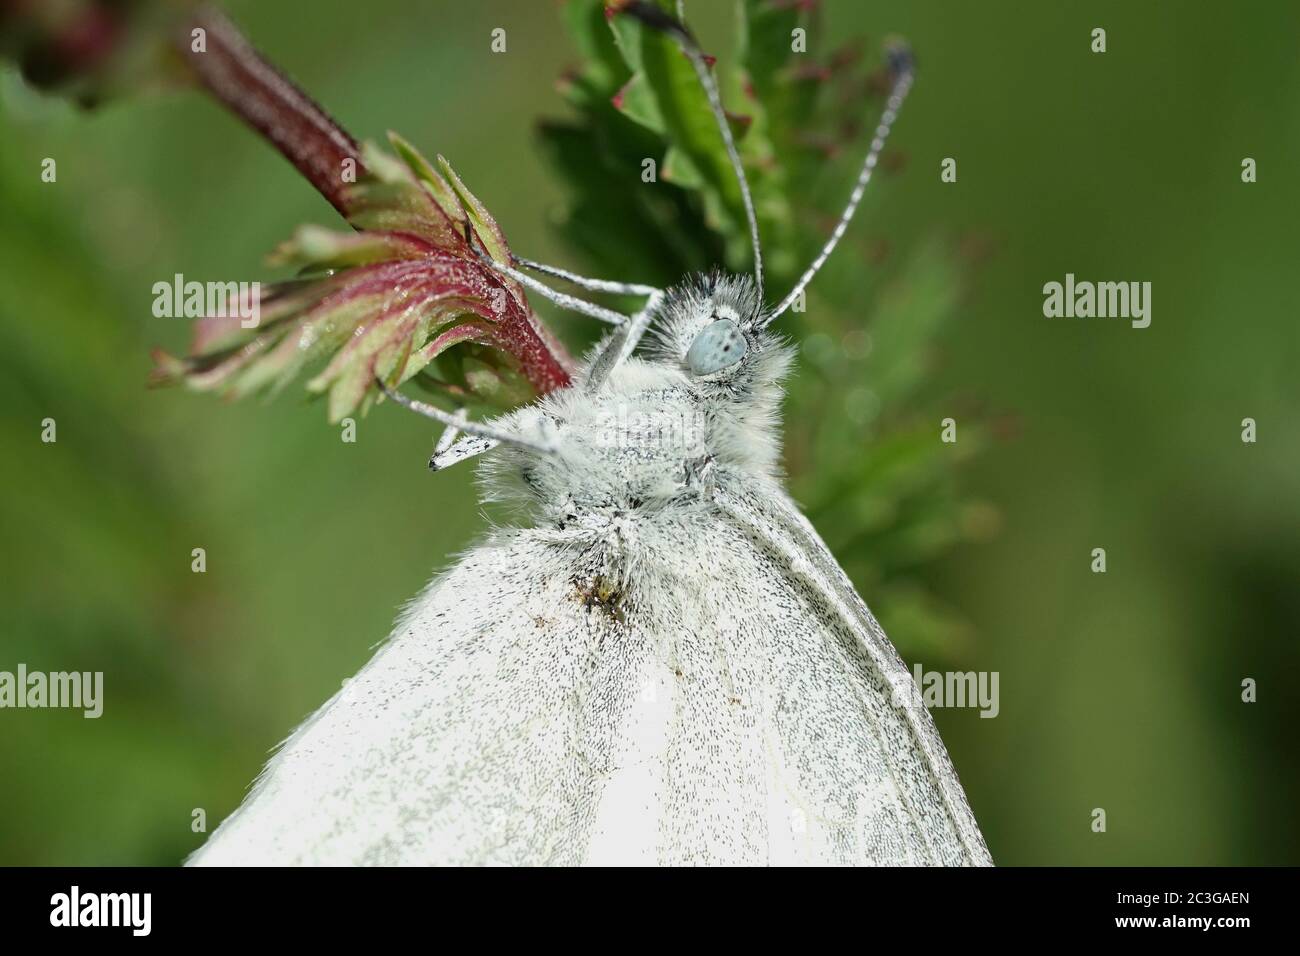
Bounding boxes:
[633,2,748,242]
[612,73,666,133]
[563,0,630,89]
[549,0,987,659]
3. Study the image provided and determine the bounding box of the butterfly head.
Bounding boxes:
[651,271,787,397]
[482,272,791,519]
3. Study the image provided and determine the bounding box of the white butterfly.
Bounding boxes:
[190,6,991,867]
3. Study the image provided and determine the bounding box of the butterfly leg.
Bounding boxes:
[584,289,665,391]
[455,199,665,391]
[434,420,462,456]
[510,255,660,298]
[454,207,632,326]
[377,379,554,455]
[421,282,663,457]
[486,256,630,326]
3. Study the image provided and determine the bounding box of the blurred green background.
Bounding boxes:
[1,0,1297,865]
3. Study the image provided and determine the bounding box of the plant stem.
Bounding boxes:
[173,6,572,394]
[177,6,364,216]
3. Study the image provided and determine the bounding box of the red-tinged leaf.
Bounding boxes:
[153,140,573,420]
[434,154,514,273]
[422,321,495,359]
[269,226,433,271]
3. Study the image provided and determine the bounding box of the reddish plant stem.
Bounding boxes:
[173,6,573,394]
[176,6,364,217]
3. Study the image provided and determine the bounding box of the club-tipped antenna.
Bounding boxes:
[620,2,764,307]
[766,43,915,325]
[376,378,556,455]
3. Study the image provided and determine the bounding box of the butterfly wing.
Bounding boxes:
[701,482,993,864]
[192,484,989,865]
[190,531,625,865]
[568,484,991,866]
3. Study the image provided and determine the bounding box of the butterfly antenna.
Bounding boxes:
[766,42,915,325]
[620,2,764,307]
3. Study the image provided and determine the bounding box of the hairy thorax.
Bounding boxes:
[519,366,717,516]
[486,359,775,530]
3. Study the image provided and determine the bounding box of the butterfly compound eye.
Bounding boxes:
[686,318,748,376]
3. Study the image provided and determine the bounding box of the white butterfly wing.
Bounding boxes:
[574,483,990,865]
[695,482,992,865]
[190,533,621,865]
[192,483,990,866]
